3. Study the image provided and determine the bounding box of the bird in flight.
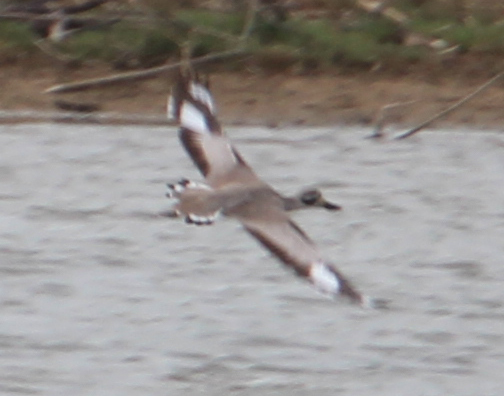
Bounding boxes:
[165,70,382,308]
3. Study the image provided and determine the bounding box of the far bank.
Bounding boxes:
[1,55,504,130]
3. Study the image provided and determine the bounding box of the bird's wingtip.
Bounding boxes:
[360,295,390,310]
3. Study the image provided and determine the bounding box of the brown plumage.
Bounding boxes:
[165,70,382,307]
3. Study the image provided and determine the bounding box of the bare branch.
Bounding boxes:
[367,100,418,139]
[239,0,259,46]
[45,49,246,94]
[394,70,504,140]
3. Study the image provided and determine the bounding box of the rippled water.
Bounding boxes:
[1,124,504,395]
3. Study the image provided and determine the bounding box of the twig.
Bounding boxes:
[367,100,418,139]
[239,0,259,46]
[394,70,504,140]
[45,49,246,94]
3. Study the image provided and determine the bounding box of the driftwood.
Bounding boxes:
[43,0,260,95]
[394,70,504,139]
[45,49,246,94]
[367,100,418,139]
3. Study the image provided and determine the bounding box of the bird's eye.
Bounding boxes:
[300,190,320,205]
[302,197,317,205]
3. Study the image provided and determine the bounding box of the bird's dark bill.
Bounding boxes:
[323,201,342,211]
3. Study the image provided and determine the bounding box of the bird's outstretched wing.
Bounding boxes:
[168,72,258,188]
[235,204,365,305]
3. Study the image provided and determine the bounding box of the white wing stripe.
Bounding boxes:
[190,82,215,113]
[180,102,211,135]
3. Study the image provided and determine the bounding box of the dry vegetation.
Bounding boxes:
[1,1,504,129]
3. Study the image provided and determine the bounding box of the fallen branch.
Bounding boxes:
[239,0,259,45]
[394,70,504,140]
[367,100,418,139]
[45,48,246,94]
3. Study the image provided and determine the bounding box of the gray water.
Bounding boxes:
[1,124,504,396]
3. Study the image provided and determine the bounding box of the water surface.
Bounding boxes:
[1,124,504,395]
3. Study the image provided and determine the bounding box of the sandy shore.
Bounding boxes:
[2,56,504,130]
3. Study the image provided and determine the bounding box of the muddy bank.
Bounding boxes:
[1,56,504,130]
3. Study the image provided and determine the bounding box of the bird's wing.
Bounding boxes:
[168,72,258,187]
[236,206,364,304]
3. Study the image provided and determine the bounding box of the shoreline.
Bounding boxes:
[2,59,504,131]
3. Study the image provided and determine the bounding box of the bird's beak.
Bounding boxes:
[322,200,342,211]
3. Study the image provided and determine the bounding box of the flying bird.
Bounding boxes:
[165,71,381,308]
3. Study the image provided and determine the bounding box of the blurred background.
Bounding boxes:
[1,0,504,71]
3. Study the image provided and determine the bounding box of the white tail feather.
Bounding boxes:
[180,102,211,135]
[167,80,215,122]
